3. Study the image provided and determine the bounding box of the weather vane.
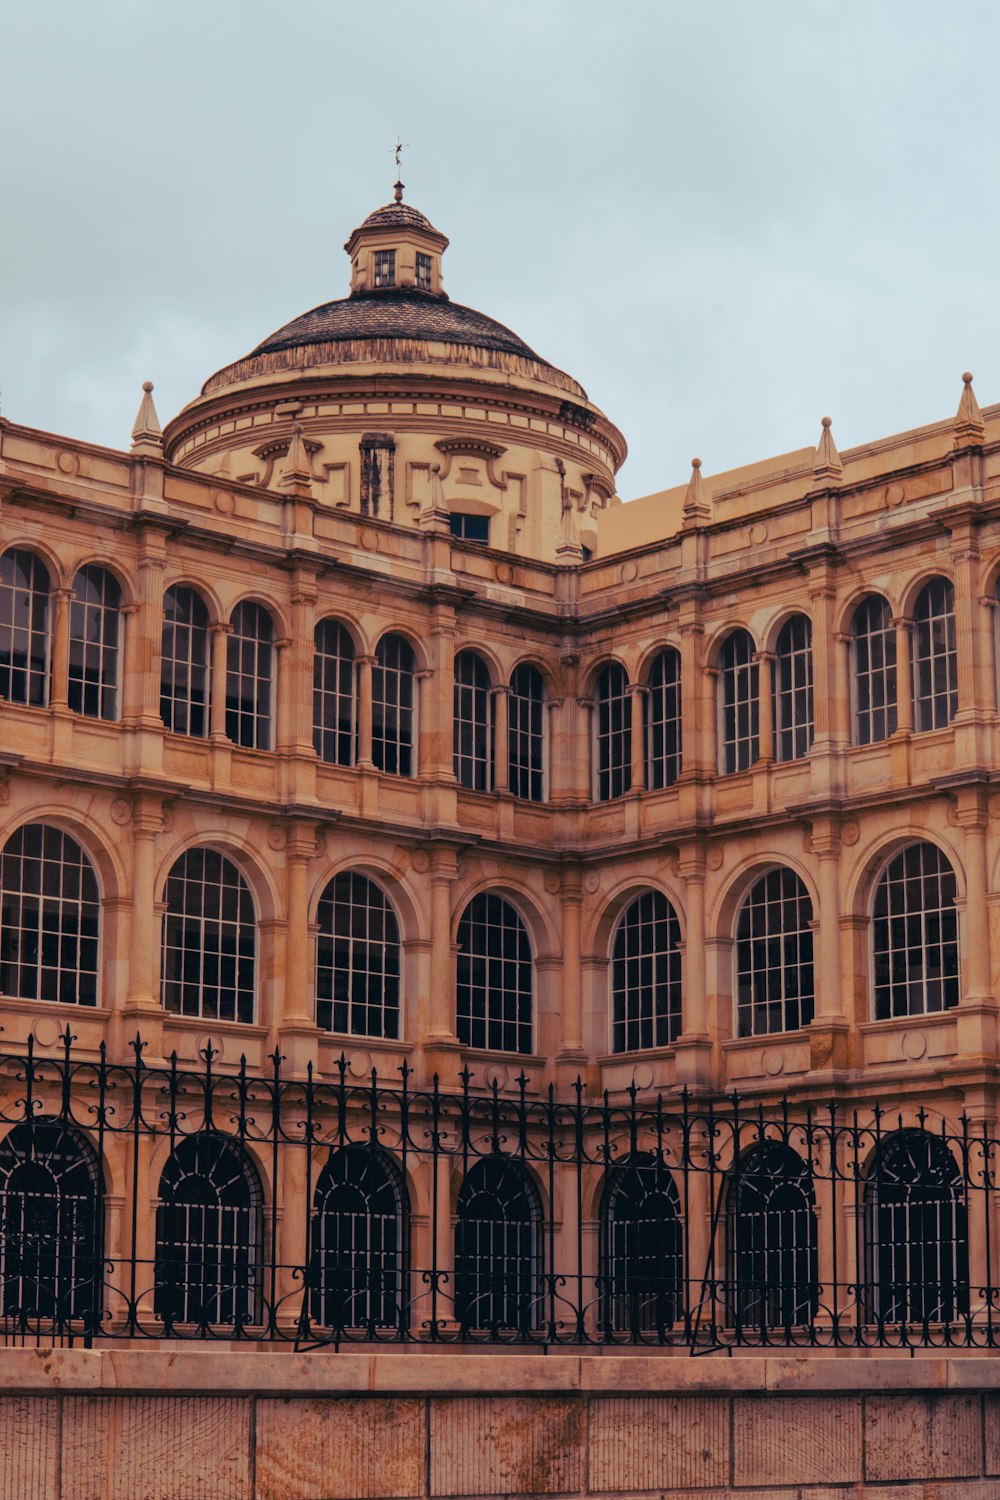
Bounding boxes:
[392,138,408,203]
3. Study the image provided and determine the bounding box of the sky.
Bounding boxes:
[2,1,1000,501]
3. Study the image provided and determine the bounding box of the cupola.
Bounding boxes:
[343,180,449,299]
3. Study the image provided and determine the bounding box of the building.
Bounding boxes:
[0,181,996,1372]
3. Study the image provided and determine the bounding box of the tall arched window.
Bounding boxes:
[600,1156,682,1334]
[68,566,121,720]
[313,619,355,765]
[719,630,758,774]
[456,894,532,1054]
[0,825,100,1005]
[611,890,682,1053]
[645,648,681,790]
[455,1156,541,1333]
[852,594,897,745]
[912,578,957,731]
[161,585,210,737]
[310,1147,406,1331]
[0,1122,102,1332]
[872,842,958,1019]
[508,663,546,802]
[454,650,492,791]
[372,634,415,776]
[594,662,631,801]
[735,868,814,1037]
[155,1134,262,1330]
[161,849,256,1024]
[0,548,50,707]
[226,601,274,750]
[728,1142,817,1331]
[865,1131,968,1323]
[774,615,813,762]
[315,872,400,1039]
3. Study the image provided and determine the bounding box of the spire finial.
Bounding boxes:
[280,421,313,499]
[812,415,843,485]
[954,370,985,448]
[131,379,163,457]
[393,137,408,202]
[682,456,711,527]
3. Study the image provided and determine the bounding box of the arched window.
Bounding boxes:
[456,894,532,1054]
[852,594,897,745]
[315,873,400,1039]
[735,868,814,1037]
[912,578,957,731]
[372,634,415,776]
[0,825,100,1005]
[872,842,958,1019]
[226,601,274,750]
[161,849,256,1024]
[68,566,121,720]
[313,619,355,765]
[0,1122,102,1332]
[455,1156,541,1333]
[645,648,681,790]
[508,663,546,802]
[600,1156,682,1334]
[0,548,50,707]
[728,1143,817,1332]
[611,890,682,1053]
[309,1147,406,1331]
[155,1134,262,1330]
[865,1131,968,1323]
[454,650,492,791]
[160,585,210,737]
[774,615,813,762]
[594,662,631,801]
[719,630,758,774]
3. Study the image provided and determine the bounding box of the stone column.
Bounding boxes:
[136,552,166,725]
[492,684,509,794]
[48,588,72,709]
[426,847,459,1048]
[678,619,704,777]
[952,785,996,1064]
[674,848,711,1089]
[281,821,318,1030]
[119,604,141,724]
[543,696,563,803]
[125,797,163,1016]
[558,869,584,1059]
[704,666,721,774]
[814,830,843,1021]
[755,651,774,763]
[273,637,292,753]
[209,623,231,741]
[288,581,317,755]
[628,683,646,792]
[576,696,595,799]
[808,584,835,746]
[832,631,853,745]
[978,594,999,712]
[356,655,375,769]
[892,617,913,734]
[951,537,981,716]
[415,668,435,779]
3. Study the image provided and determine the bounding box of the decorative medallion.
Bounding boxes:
[267,824,287,851]
[761,1047,785,1077]
[841,819,860,846]
[901,1030,928,1061]
[483,1062,509,1091]
[885,483,906,508]
[620,561,638,584]
[348,1049,373,1079]
[749,522,768,545]
[110,797,132,826]
[706,846,724,871]
[631,1062,654,1090]
[359,528,379,552]
[31,1017,62,1048]
[583,870,601,894]
[410,848,430,874]
[495,562,514,585]
[543,869,561,894]
[213,490,235,515]
[57,451,79,476]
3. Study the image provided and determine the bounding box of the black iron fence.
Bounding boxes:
[0,1031,993,1352]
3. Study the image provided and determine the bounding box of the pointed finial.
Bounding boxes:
[812,415,843,485]
[280,421,313,498]
[954,370,985,447]
[131,380,163,457]
[393,138,408,202]
[682,456,711,526]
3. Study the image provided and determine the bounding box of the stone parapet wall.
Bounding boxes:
[5,1350,1000,1498]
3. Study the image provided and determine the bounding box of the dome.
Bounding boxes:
[353,200,438,234]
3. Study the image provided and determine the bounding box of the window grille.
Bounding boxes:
[600,1156,682,1334]
[645,648,681,789]
[455,1156,541,1333]
[372,634,415,776]
[0,825,99,1006]
[161,848,256,1024]
[727,1143,817,1330]
[872,842,958,1019]
[0,548,49,707]
[415,252,432,291]
[155,1134,262,1329]
[912,578,957,731]
[456,893,532,1054]
[374,250,395,287]
[594,662,631,801]
[865,1130,968,1323]
[719,629,759,773]
[448,513,489,544]
[508,663,545,802]
[226,601,274,750]
[315,873,400,1039]
[454,650,492,791]
[160,585,210,737]
[852,594,897,744]
[313,619,356,765]
[0,1122,101,1333]
[735,868,814,1037]
[309,1147,406,1331]
[68,566,121,720]
[774,615,813,762]
[611,890,682,1053]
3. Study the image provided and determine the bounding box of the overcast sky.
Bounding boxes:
[2,1,999,501]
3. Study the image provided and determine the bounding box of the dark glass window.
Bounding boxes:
[872,842,958,1019]
[415,252,432,291]
[313,619,355,766]
[161,849,256,1024]
[508,663,545,802]
[456,894,532,1055]
[852,594,897,745]
[912,578,957,731]
[595,662,631,801]
[315,873,400,1039]
[374,250,395,288]
[454,650,492,791]
[0,549,49,707]
[611,891,682,1053]
[449,513,490,544]
[455,1157,541,1333]
[161,585,210,737]
[728,1143,817,1331]
[310,1147,406,1331]
[226,602,273,750]
[0,825,100,1005]
[68,566,121,720]
[774,615,813,762]
[735,868,814,1037]
[645,648,681,790]
[600,1156,682,1334]
[865,1131,968,1323]
[372,634,415,776]
[720,630,758,774]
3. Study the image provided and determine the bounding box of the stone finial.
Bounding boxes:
[682,457,711,526]
[812,416,843,485]
[130,381,163,457]
[280,422,313,498]
[954,371,985,448]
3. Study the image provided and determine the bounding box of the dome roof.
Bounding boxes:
[355,199,438,234]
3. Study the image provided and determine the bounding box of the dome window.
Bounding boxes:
[415,252,432,291]
[449,513,489,545]
[374,250,396,288]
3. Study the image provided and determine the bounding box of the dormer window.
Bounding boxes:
[416,253,432,291]
[374,250,396,288]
